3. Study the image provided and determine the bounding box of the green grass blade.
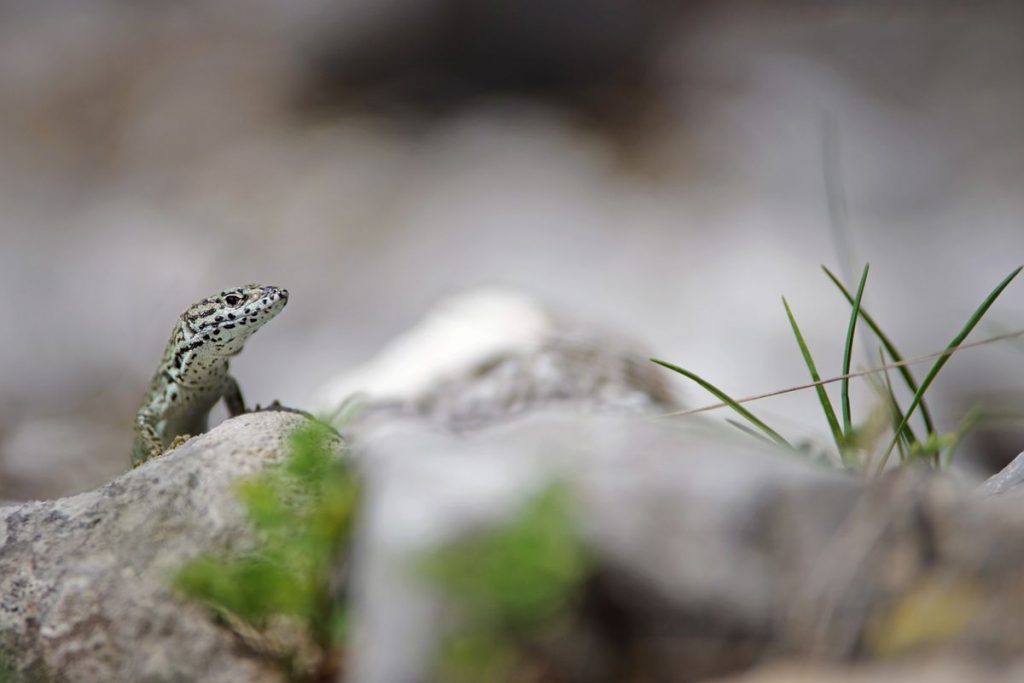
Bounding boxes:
[823,266,937,434]
[841,264,870,436]
[782,297,843,450]
[875,265,1023,474]
[651,358,792,449]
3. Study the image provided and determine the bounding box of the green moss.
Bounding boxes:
[419,484,589,682]
[175,419,356,669]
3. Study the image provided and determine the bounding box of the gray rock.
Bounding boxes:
[348,416,1024,683]
[312,288,677,433]
[0,411,313,683]
[347,416,844,683]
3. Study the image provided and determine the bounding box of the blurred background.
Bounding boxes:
[1,0,1023,499]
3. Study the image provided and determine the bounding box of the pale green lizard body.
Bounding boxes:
[131,284,288,466]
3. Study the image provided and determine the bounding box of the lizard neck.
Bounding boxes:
[162,321,231,389]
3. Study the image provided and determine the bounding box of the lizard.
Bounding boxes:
[131,284,289,467]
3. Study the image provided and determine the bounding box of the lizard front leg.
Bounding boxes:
[131,411,164,468]
[223,375,247,417]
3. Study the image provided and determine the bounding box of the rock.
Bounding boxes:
[312,287,677,432]
[347,416,1024,683]
[8,406,1024,683]
[347,416,844,682]
[0,411,314,683]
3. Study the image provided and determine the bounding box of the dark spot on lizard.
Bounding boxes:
[228,313,235,320]
[223,324,235,329]
[215,316,223,322]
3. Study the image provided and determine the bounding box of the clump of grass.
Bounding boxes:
[652,265,1022,474]
[418,484,590,683]
[175,420,355,680]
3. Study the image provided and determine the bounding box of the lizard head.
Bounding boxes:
[181,284,289,357]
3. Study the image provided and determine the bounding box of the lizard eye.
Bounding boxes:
[224,295,241,306]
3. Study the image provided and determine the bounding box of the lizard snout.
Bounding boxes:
[262,286,288,302]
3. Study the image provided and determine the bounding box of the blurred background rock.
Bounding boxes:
[1,0,1023,499]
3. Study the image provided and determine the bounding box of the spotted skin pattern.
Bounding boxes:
[131,284,289,467]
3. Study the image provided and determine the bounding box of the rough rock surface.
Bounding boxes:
[0,411,312,683]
